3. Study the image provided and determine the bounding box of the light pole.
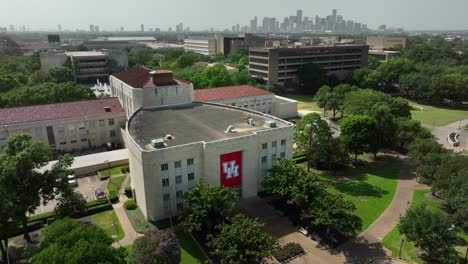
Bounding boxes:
[399,239,405,259]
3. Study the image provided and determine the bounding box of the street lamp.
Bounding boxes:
[399,239,405,259]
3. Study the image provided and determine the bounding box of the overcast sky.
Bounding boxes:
[1,0,468,31]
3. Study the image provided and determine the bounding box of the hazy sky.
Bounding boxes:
[1,0,468,31]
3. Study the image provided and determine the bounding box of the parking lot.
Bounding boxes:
[33,175,107,215]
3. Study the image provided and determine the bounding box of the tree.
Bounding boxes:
[202,64,233,87]
[264,159,306,200]
[408,138,448,184]
[366,58,415,91]
[399,204,459,263]
[0,184,21,261]
[303,191,362,234]
[48,67,74,83]
[231,69,255,85]
[389,97,412,118]
[181,179,238,234]
[28,70,52,85]
[295,113,333,171]
[207,214,278,264]
[340,115,377,162]
[131,229,180,264]
[369,103,397,157]
[55,190,87,218]
[33,218,126,264]
[395,118,431,148]
[343,89,392,116]
[0,134,73,242]
[128,48,156,67]
[0,75,21,93]
[398,72,432,100]
[296,63,328,94]
[214,52,225,62]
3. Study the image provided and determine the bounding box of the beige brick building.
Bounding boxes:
[111,67,295,220]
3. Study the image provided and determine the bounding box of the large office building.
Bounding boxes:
[110,67,295,220]
[184,36,218,56]
[184,34,273,56]
[249,44,369,85]
[366,36,407,50]
[0,98,125,152]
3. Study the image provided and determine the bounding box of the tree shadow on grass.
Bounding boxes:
[329,236,389,264]
[333,180,389,198]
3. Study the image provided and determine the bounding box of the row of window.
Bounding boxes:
[161,159,195,212]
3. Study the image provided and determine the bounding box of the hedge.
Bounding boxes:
[108,190,119,203]
[124,186,132,197]
[273,242,305,262]
[124,200,137,210]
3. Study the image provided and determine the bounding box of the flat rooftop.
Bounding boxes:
[128,103,290,150]
[65,51,107,57]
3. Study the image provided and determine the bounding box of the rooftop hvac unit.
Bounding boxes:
[151,138,165,148]
[264,120,277,128]
[226,125,235,133]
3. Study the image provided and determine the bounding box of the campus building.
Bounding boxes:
[184,36,218,56]
[110,67,295,220]
[249,44,369,85]
[366,36,407,50]
[0,98,126,152]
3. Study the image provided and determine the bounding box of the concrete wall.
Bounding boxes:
[202,94,274,114]
[272,95,298,119]
[39,52,68,71]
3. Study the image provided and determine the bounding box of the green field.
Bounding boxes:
[410,101,468,127]
[124,206,156,233]
[329,156,400,233]
[382,189,468,263]
[98,164,129,177]
[284,94,322,112]
[175,231,209,264]
[92,210,125,241]
[107,175,127,194]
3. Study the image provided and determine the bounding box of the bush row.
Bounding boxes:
[124,200,137,210]
[273,242,305,263]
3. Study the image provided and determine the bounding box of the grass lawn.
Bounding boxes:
[124,207,156,233]
[175,231,209,264]
[284,94,322,112]
[92,210,125,241]
[382,189,468,263]
[409,101,468,127]
[98,164,129,177]
[107,175,127,193]
[328,155,400,233]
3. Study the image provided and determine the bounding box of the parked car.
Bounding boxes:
[68,174,78,187]
[94,188,107,200]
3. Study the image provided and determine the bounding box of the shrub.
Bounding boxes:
[273,242,305,262]
[124,200,137,210]
[131,229,180,264]
[108,190,119,203]
[124,186,132,197]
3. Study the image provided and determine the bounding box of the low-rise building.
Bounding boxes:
[369,49,401,62]
[184,37,217,56]
[249,44,369,85]
[0,98,125,152]
[66,51,109,83]
[366,36,407,50]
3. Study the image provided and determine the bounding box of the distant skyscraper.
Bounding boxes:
[58,24,62,32]
[94,25,99,32]
[296,9,303,25]
[9,25,15,32]
[236,24,240,32]
[141,24,144,32]
[89,24,94,32]
[250,16,258,32]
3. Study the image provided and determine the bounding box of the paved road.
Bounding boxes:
[432,119,468,152]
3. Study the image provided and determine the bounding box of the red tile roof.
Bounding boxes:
[0,98,123,125]
[112,66,189,88]
[194,85,273,102]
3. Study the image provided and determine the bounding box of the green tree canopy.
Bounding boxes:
[343,89,392,116]
[48,67,74,83]
[340,115,377,162]
[207,214,278,264]
[33,218,126,264]
[131,229,180,264]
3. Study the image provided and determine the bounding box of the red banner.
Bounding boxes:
[220,151,242,188]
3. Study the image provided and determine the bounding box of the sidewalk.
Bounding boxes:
[112,176,143,247]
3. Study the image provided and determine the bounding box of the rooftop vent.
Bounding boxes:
[151,138,166,148]
[165,134,174,140]
[226,125,235,133]
[264,120,277,128]
[104,106,111,112]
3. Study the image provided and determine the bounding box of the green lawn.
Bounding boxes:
[175,231,209,264]
[107,175,127,193]
[382,189,468,263]
[92,210,125,241]
[328,156,400,233]
[124,207,156,233]
[284,94,322,112]
[98,164,129,177]
[409,101,468,127]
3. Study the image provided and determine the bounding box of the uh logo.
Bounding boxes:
[222,160,239,179]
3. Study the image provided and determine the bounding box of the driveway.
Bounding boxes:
[33,175,107,215]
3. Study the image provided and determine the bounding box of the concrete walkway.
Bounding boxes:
[112,176,143,247]
[432,119,468,152]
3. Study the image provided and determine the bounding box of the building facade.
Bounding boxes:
[66,51,109,83]
[0,98,125,152]
[249,44,369,85]
[110,67,295,220]
[366,36,407,50]
[184,37,217,56]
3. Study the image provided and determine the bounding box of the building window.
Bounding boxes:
[176,190,183,200]
[70,140,77,144]
[161,163,169,179]
[261,156,267,164]
[162,178,169,187]
[177,202,184,212]
[281,139,286,146]
[280,152,286,159]
[99,120,105,127]
[271,153,277,165]
[110,130,116,137]
[188,172,195,181]
[175,175,182,185]
[60,142,66,145]
[108,118,115,126]
[163,193,170,201]
[81,138,87,142]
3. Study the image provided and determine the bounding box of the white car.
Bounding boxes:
[67,174,78,187]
